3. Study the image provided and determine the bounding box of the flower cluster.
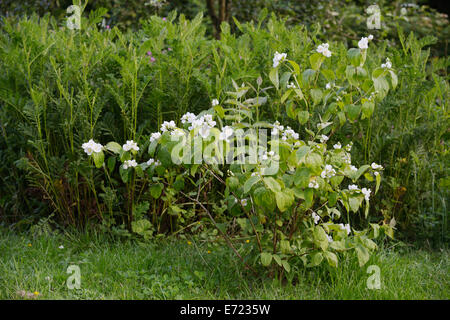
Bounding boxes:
[123,140,139,152]
[358,35,373,50]
[381,58,392,69]
[82,139,103,155]
[316,43,332,57]
[321,164,336,179]
[123,159,137,169]
[272,52,287,68]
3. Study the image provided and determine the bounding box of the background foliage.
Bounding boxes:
[0,1,448,247]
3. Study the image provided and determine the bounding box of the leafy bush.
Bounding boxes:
[0,8,447,250]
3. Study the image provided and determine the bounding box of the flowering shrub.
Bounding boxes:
[82,38,397,274]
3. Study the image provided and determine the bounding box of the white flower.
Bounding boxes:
[350,165,358,171]
[368,34,374,40]
[333,142,342,149]
[181,112,196,124]
[381,58,392,69]
[273,51,287,68]
[282,126,299,140]
[326,234,333,242]
[361,188,371,201]
[122,140,139,152]
[219,126,234,141]
[374,171,379,176]
[199,123,211,139]
[271,121,284,136]
[211,99,219,107]
[320,135,329,143]
[345,144,352,152]
[287,82,296,89]
[241,199,248,206]
[326,83,332,90]
[321,164,336,179]
[150,132,161,142]
[309,180,319,189]
[348,184,359,191]
[123,159,138,170]
[160,120,177,132]
[82,139,103,155]
[316,43,332,57]
[358,37,369,50]
[58,245,64,249]
[311,212,320,224]
[170,129,185,139]
[339,223,351,235]
[146,158,160,166]
[371,162,383,170]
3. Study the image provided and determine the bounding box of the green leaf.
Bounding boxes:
[253,187,276,211]
[226,176,240,190]
[105,142,122,154]
[273,254,282,266]
[389,70,398,89]
[275,189,294,212]
[297,110,309,125]
[355,244,370,267]
[295,146,310,162]
[321,69,335,82]
[92,151,104,168]
[260,252,272,266]
[310,88,323,105]
[347,48,362,67]
[119,166,129,183]
[269,67,279,90]
[309,252,323,267]
[263,177,281,192]
[349,194,364,213]
[375,172,381,194]
[288,60,301,75]
[302,69,316,85]
[150,183,164,199]
[244,175,261,194]
[346,104,361,121]
[361,101,375,119]
[309,52,324,71]
[351,165,370,181]
[324,251,338,267]
[304,188,314,209]
[294,167,311,188]
[281,260,291,272]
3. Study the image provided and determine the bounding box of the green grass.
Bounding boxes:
[0,229,448,300]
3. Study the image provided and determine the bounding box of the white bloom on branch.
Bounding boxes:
[160,120,177,132]
[311,211,321,224]
[333,142,342,149]
[339,223,351,235]
[123,159,137,170]
[348,184,359,191]
[181,112,196,124]
[316,43,332,57]
[273,51,287,68]
[219,126,234,141]
[82,139,103,155]
[358,37,369,49]
[150,132,161,142]
[371,162,383,170]
[211,99,219,107]
[320,135,329,143]
[309,180,319,189]
[122,140,139,152]
[321,164,336,179]
[362,187,371,201]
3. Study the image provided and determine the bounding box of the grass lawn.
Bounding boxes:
[0,229,448,300]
